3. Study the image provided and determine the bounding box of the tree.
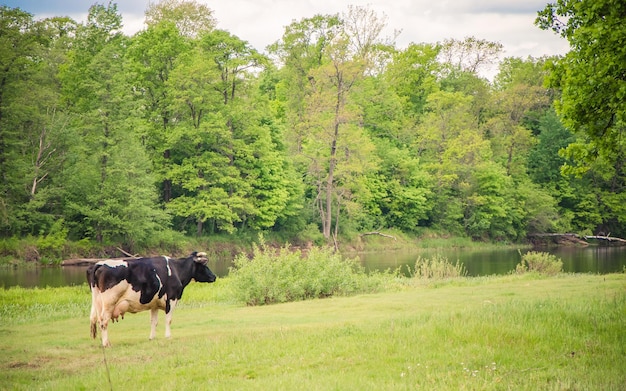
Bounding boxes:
[537,0,626,236]
[165,29,296,235]
[463,162,518,240]
[0,7,40,234]
[127,20,189,203]
[304,35,372,240]
[145,0,216,38]
[269,14,342,156]
[415,90,486,234]
[487,57,552,177]
[271,12,389,242]
[528,110,574,185]
[385,43,440,122]
[493,56,551,90]
[536,0,626,166]
[373,140,432,232]
[59,3,168,246]
[438,36,503,75]
[341,5,399,75]
[0,7,77,236]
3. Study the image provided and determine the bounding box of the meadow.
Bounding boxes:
[1,272,624,390]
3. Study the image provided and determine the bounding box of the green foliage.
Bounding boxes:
[516,250,563,276]
[464,163,520,240]
[34,219,68,263]
[515,179,561,234]
[144,0,216,37]
[2,2,626,250]
[228,242,384,305]
[408,254,467,280]
[528,110,575,184]
[536,1,626,236]
[536,0,626,156]
[371,140,433,232]
[385,42,440,119]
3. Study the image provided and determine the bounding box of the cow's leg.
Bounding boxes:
[150,308,159,340]
[99,314,111,347]
[98,296,112,347]
[165,299,178,338]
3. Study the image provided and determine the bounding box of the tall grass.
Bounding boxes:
[408,254,467,280]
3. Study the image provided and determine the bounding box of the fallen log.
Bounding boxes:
[61,257,138,267]
[527,233,588,246]
[116,247,140,258]
[584,235,626,243]
[360,231,397,240]
[528,233,626,246]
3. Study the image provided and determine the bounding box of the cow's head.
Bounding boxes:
[191,251,217,283]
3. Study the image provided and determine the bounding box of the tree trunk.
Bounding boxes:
[196,219,203,236]
[31,126,54,197]
[323,74,343,239]
[163,149,171,202]
[333,193,341,251]
[324,117,340,239]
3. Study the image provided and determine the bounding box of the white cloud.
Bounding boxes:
[202,0,568,60]
[5,0,569,60]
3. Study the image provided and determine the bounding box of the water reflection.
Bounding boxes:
[0,266,89,289]
[356,248,521,276]
[357,246,626,277]
[551,246,626,275]
[1,246,625,288]
[0,258,232,289]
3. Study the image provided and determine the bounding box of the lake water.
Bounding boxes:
[1,246,625,289]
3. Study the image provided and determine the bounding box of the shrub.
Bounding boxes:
[409,255,467,280]
[228,243,372,306]
[36,219,69,264]
[516,251,563,276]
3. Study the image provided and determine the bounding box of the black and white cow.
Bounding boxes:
[87,251,216,347]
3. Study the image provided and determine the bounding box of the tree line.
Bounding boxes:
[1,0,624,251]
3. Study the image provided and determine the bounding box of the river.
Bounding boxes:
[1,246,625,288]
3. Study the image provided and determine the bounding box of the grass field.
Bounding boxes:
[1,273,624,390]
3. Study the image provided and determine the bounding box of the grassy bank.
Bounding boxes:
[1,273,624,390]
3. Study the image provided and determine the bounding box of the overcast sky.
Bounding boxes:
[5,0,569,62]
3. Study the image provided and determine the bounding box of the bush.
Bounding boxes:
[409,255,467,280]
[36,219,69,264]
[516,251,563,276]
[228,242,375,306]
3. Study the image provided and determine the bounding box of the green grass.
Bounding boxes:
[1,273,625,390]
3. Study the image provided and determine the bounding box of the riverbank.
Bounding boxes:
[1,273,624,390]
[0,229,527,268]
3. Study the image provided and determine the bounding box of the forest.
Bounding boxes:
[0,0,624,255]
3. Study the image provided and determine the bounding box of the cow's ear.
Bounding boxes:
[194,252,208,264]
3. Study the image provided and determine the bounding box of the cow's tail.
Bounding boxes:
[91,320,98,339]
[87,264,99,339]
[89,285,99,339]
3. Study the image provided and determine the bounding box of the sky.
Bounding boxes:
[4,0,569,68]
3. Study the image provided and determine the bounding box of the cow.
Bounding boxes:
[87,251,216,347]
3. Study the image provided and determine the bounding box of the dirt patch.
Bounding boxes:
[7,360,40,369]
